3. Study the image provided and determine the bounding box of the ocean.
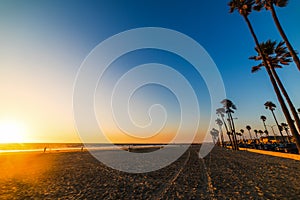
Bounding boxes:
[0,143,167,153]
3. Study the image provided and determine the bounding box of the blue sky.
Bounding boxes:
[0,0,299,142]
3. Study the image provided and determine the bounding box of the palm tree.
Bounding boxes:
[254,0,300,71]
[210,128,220,145]
[254,129,258,139]
[281,122,289,135]
[216,108,233,148]
[236,132,242,142]
[258,130,264,142]
[260,115,268,132]
[250,40,300,134]
[264,130,269,136]
[221,99,239,150]
[281,122,291,143]
[228,0,300,154]
[264,101,285,142]
[216,118,225,147]
[240,129,245,141]
[258,130,264,137]
[246,125,253,140]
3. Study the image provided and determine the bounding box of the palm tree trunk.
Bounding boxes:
[219,115,233,148]
[218,125,225,147]
[248,130,252,140]
[271,110,285,143]
[270,4,300,71]
[229,112,239,150]
[262,121,268,133]
[243,15,300,154]
[227,114,236,150]
[270,68,300,133]
[285,129,291,143]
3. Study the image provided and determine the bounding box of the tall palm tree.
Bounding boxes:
[264,101,285,142]
[240,129,245,141]
[216,118,225,147]
[228,0,300,154]
[281,122,291,143]
[281,122,289,136]
[254,129,258,139]
[254,0,300,71]
[221,99,239,150]
[210,128,220,145]
[250,40,300,133]
[216,108,233,148]
[246,125,253,140]
[260,115,268,133]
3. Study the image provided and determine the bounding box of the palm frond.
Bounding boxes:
[251,64,263,73]
[275,0,289,7]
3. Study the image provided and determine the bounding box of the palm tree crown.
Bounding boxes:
[253,0,300,71]
[281,122,288,130]
[250,40,292,73]
[215,118,223,126]
[221,99,237,113]
[246,125,251,131]
[254,0,288,11]
[260,115,267,121]
[216,108,226,117]
[264,101,276,111]
[228,0,255,16]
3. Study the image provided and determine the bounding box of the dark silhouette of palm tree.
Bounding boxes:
[210,128,220,145]
[236,132,242,142]
[246,125,253,140]
[240,129,245,141]
[281,122,291,143]
[228,0,300,154]
[221,99,239,150]
[216,118,225,147]
[258,130,264,137]
[250,40,300,134]
[254,129,258,139]
[216,108,233,148]
[254,0,300,71]
[260,115,268,132]
[264,130,269,136]
[264,101,285,142]
[281,122,289,135]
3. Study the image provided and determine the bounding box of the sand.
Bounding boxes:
[0,146,299,199]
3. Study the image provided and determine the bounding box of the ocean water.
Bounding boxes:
[0,143,167,153]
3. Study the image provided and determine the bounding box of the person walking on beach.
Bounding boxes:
[43,147,47,153]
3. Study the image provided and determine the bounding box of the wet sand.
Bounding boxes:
[0,146,299,199]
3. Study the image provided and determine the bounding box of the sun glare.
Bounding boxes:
[0,120,27,143]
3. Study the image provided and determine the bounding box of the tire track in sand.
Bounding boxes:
[152,150,190,200]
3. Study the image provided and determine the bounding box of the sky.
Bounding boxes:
[0,0,300,143]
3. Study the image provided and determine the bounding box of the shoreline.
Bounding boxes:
[2,144,300,162]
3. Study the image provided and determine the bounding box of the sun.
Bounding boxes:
[0,120,27,143]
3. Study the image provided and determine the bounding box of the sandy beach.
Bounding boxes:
[1,146,299,199]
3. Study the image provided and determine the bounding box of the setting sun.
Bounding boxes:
[0,120,27,143]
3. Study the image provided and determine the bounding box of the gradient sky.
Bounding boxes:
[0,0,300,143]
